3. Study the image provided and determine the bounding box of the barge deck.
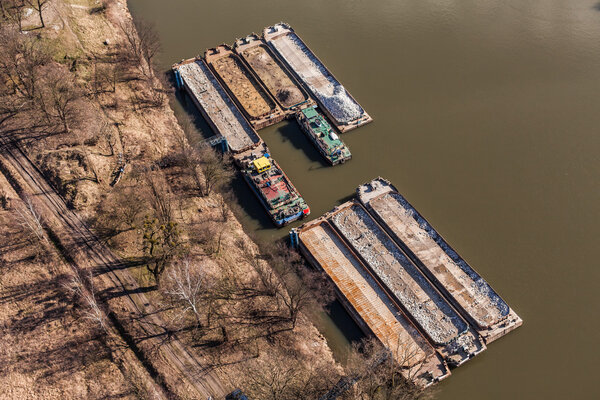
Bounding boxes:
[239,151,309,227]
[328,201,485,365]
[358,178,523,343]
[173,59,261,153]
[264,23,372,133]
[298,220,449,386]
[206,45,285,130]
[234,34,311,111]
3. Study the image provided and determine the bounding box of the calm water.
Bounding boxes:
[129,1,600,398]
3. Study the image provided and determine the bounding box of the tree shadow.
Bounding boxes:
[594,2,600,11]
[92,257,147,277]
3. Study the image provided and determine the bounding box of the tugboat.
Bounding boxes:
[241,152,310,227]
[296,106,352,165]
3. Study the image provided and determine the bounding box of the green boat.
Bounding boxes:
[295,107,352,165]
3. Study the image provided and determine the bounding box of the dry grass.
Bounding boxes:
[0,172,138,400]
[1,0,341,397]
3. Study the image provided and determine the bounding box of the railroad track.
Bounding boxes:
[0,139,226,399]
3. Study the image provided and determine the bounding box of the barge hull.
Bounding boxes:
[357,177,523,343]
[206,45,285,130]
[264,23,372,133]
[174,59,261,153]
[235,35,310,111]
[298,220,449,386]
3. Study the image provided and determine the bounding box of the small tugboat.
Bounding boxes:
[241,152,310,226]
[296,107,352,165]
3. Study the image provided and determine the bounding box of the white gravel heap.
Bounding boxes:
[270,33,365,124]
[331,205,467,345]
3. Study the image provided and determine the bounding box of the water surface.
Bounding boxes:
[129,1,600,398]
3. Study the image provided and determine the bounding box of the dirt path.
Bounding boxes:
[0,139,227,399]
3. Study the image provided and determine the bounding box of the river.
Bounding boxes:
[128,1,600,398]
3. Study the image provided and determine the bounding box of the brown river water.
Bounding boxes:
[128,1,600,398]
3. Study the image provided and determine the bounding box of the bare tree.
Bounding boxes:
[163,257,207,328]
[25,0,49,28]
[1,0,26,31]
[241,351,339,400]
[266,243,334,330]
[197,146,233,197]
[145,169,173,225]
[142,215,182,285]
[0,27,49,100]
[14,195,48,246]
[342,337,431,400]
[36,64,83,133]
[117,18,160,79]
[63,270,107,332]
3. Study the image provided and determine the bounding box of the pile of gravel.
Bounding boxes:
[271,33,365,124]
[330,205,467,345]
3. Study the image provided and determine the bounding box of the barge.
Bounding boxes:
[234,34,311,111]
[358,178,523,343]
[205,45,285,130]
[328,201,486,366]
[239,152,309,227]
[296,106,351,165]
[173,59,261,153]
[264,23,372,133]
[297,219,449,386]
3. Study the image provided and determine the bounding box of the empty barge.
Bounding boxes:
[239,152,309,226]
[297,219,448,386]
[358,178,523,343]
[234,34,311,111]
[264,23,372,133]
[173,59,261,153]
[328,201,486,366]
[296,106,351,165]
[206,45,285,130]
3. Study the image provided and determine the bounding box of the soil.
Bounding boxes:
[0,0,341,396]
[212,55,276,118]
[241,45,306,108]
[0,172,145,400]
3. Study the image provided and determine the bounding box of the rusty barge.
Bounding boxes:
[293,178,522,386]
[205,44,285,130]
[298,219,448,386]
[173,58,261,154]
[357,178,523,343]
[234,34,311,112]
[264,23,372,133]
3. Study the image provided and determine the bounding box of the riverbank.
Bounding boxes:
[0,0,341,398]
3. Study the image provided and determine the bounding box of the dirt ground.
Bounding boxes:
[0,0,341,397]
[0,172,141,400]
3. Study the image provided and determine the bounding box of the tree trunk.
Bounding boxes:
[37,0,44,27]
